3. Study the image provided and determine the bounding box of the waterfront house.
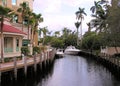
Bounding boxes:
[0,24,26,58]
[0,0,39,46]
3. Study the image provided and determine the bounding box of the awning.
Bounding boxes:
[2,24,27,35]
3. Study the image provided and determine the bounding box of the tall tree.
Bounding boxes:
[75,7,87,46]
[90,0,109,32]
[75,22,81,46]
[32,13,43,46]
[42,27,48,45]
[17,2,29,31]
[106,0,120,53]
[54,31,60,37]
[62,27,71,38]
[25,8,33,40]
[0,6,12,62]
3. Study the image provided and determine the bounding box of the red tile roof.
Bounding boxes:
[3,24,27,35]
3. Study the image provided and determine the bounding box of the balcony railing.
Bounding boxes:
[4,48,13,53]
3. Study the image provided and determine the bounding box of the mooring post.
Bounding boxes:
[117,58,119,69]
[22,54,27,77]
[47,51,49,64]
[46,52,47,65]
[0,58,1,83]
[44,52,46,67]
[118,59,120,68]
[39,53,42,69]
[34,53,37,72]
[14,57,17,80]
[0,71,2,84]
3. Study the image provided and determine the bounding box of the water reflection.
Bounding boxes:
[41,55,120,86]
[1,55,120,86]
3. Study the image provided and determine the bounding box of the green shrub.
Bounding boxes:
[21,46,29,55]
[33,46,41,55]
[4,58,12,62]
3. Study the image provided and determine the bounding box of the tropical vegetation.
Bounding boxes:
[1,0,120,60]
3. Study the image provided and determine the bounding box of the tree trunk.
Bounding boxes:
[22,21,23,31]
[28,24,30,40]
[30,27,33,44]
[42,35,45,45]
[21,13,24,31]
[0,16,4,62]
[80,20,82,46]
[77,28,79,46]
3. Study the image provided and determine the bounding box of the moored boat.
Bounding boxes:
[64,46,80,55]
[56,49,64,57]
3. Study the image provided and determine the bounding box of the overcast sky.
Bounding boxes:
[33,0,111,34]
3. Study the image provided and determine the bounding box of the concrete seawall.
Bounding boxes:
[78,51,120,78]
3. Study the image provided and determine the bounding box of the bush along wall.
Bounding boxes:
[21,46,29,55]
[33,46,41,55]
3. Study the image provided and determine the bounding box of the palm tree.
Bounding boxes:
[62,27,71,38]
[75,22,81,46]
[90,1,102,15]
[75,7,87,45]
[87,23,92,32]
[42,27,48,45]
[54,31,60,37]
[32,13,43,46]
[17,2,29,31]
[90,0,108,32]
[25,8,33,39]
[0,6,12,62]
[39,27,43,38]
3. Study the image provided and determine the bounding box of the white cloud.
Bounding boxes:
[34,0,110,34]
[63,0,93,7]
[44,0,62,13]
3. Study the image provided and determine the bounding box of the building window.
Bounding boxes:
[12,15,18,23]
[4,37,13,53]
[16,38,19,52]
[12,0,17,5]
[2,0,7,6]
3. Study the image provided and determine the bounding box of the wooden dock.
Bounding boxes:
[0,49,56,82]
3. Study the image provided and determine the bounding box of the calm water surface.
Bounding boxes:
[2,55,120,86]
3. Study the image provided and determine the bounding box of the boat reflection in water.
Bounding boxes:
[64,46,80,55]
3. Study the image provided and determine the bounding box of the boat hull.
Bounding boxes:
[56,49,64,57]
[64,51,79,55]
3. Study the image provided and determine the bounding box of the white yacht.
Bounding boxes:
[64,46,80,55]
[56,49,64,57]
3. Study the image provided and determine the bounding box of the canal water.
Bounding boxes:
[1,55,120,86]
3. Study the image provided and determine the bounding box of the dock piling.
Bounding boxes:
[0,59,1,83]
[34,53,37,72]
[22,54,27,77]
[40,53,42,69]
[14,57,17,80]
